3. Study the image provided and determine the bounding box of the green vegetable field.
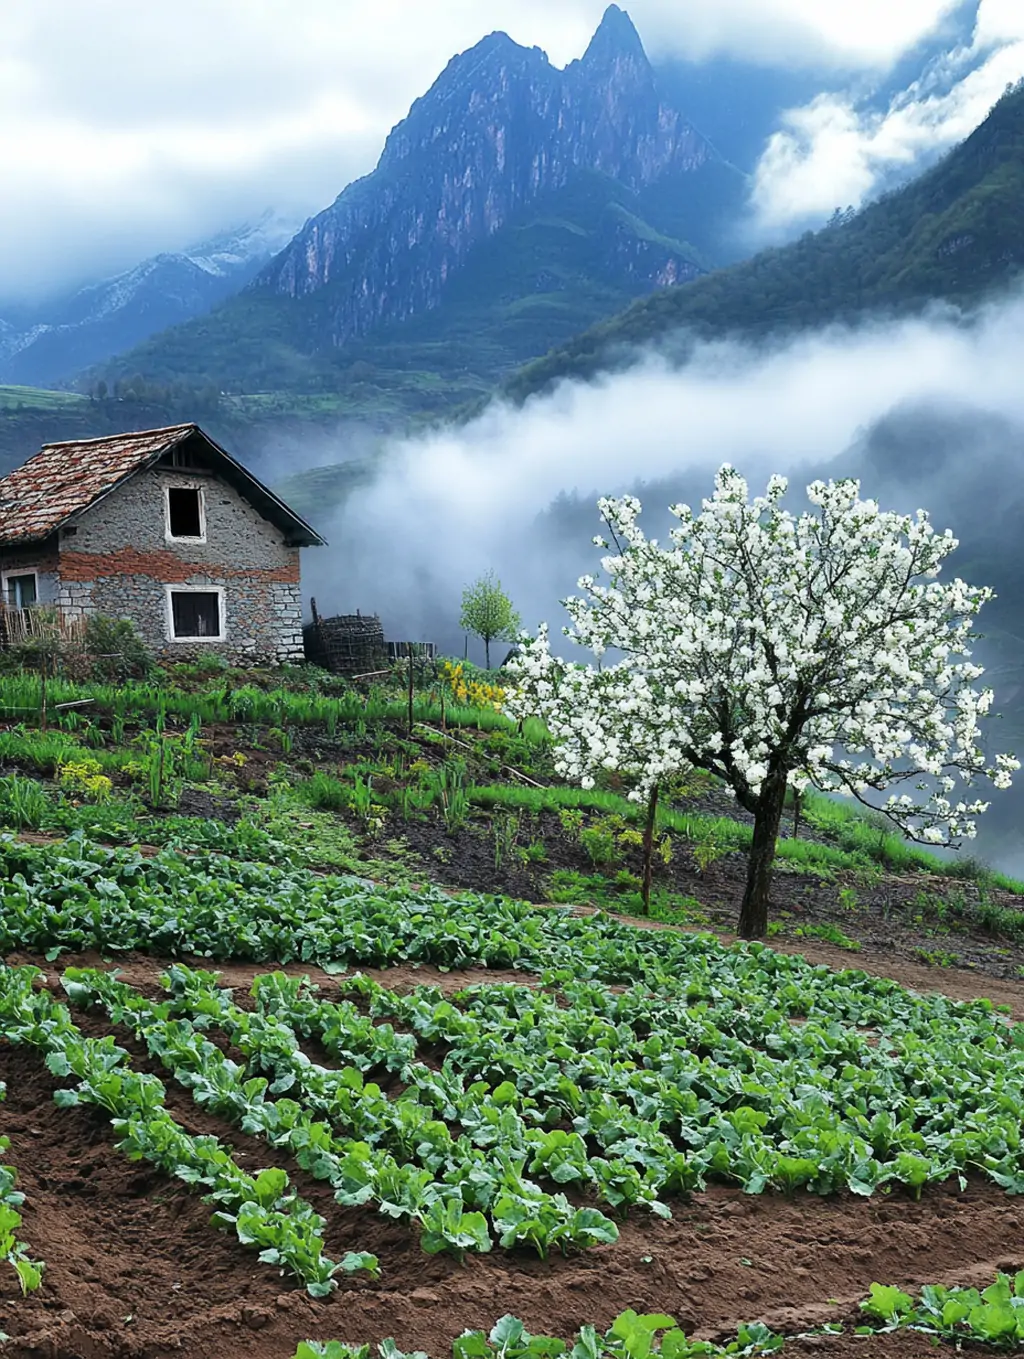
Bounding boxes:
[2,663,1024,1357]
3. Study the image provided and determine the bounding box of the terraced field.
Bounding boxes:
[2,670,1024,1358]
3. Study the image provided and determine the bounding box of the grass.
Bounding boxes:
[1,660,1022,928]
[468,780,1024,888]
[0,385,87,411]
[0,672,549,743]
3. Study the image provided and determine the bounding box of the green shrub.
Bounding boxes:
[85,615,153,683]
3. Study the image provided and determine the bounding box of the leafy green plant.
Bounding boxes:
[558,808,584,841]
[859,1272,1024,1345]
[693,835,728,875]
[521,839,548,865]
[0,774,49,830]
[84,615,152,684]
[792,923,861,951]
[493,812,521,871]
[292,1313,782,1359]
[0,965,371,1296]
[297,772,349,812]
[428,759,470,834]
[0,1082,44,1296]
[57,758,113,804]
[837,887,859,913]
[579,821,617,868]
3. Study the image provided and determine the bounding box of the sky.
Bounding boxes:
[2,0,1022,304]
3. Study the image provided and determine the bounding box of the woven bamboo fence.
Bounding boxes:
[0,605,87,648]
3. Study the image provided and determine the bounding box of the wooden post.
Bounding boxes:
[39,649,48,732]
[408,645,415,736]
[641,782,660,916]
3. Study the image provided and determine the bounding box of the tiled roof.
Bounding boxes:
[0,424,196,544]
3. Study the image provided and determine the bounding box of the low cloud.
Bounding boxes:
[300,288,1024,861]
[634,0,965,70]
[751,0,1024,231]
[307,289,1024,638]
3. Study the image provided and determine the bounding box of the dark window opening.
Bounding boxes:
[5,574,37,608]
[171,591,221,638]
[168,487,203,538]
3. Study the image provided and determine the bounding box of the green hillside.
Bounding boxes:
[91,168,745,419]
[506,82,1024,402]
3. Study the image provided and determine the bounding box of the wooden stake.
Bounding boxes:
[641,782,660,916]
[408,646,415,736]
[39,650,48,732]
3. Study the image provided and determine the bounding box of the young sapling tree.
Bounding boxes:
[460,570,521,669]
[506,467,1018,939]
[504,658,680,913]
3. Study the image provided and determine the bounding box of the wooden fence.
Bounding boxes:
[0,605,87,649]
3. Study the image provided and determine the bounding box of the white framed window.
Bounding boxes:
[165,485,206,542]
[2,571,39,608]
[165,584,225,642]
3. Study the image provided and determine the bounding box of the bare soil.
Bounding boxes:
[393,808,1024,984]
[2,950,1024,1359]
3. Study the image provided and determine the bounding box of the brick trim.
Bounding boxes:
[58,548,300,585]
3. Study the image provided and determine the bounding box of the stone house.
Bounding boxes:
[0,423,325,664]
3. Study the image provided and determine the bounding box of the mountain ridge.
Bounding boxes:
[253,5,715,342]
[91,6,747,409]
[0,211,298,388]
[504,80,1024,403]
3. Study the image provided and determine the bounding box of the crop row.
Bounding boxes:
[2,832,1016,1002]
[329,971,1024,1198]
[0,1080,43,1297]
[291,1273,1024,1359]
[294,1314,782,1359]
[5,837,1024,1198]
[183,959,1024,1201]
[0,965,376,1295]
[63,966,621,1259]
[63,951,1024,1206]
[0,672,541,738]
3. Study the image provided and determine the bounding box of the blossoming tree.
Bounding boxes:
[505,467,1018,939]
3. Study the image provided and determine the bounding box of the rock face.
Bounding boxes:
[255,5,714,343]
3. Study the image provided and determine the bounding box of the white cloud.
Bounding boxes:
[307,289,1024,643]
[751,0,1024,230]
[0,0,978,302]
[632,0,965,69]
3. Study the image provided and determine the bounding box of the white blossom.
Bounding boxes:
[504,465,1018,852]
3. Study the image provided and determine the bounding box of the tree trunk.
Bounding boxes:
[484,638,491,669]
[738,773,787,940]
[641,783,660,916]
[792,790,802,841]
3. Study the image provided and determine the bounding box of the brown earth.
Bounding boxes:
[2,949,1024,1359]
[395,809,1024,985]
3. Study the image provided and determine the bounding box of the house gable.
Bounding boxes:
[0,424,322,666]
[0,424,326,549]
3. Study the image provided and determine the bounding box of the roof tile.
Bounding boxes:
[0,425,196,544]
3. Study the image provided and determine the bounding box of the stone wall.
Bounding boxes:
[54,469,305,663]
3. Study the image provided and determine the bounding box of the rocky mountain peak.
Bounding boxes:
[580,5,648,70]
[256,8,714,340]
